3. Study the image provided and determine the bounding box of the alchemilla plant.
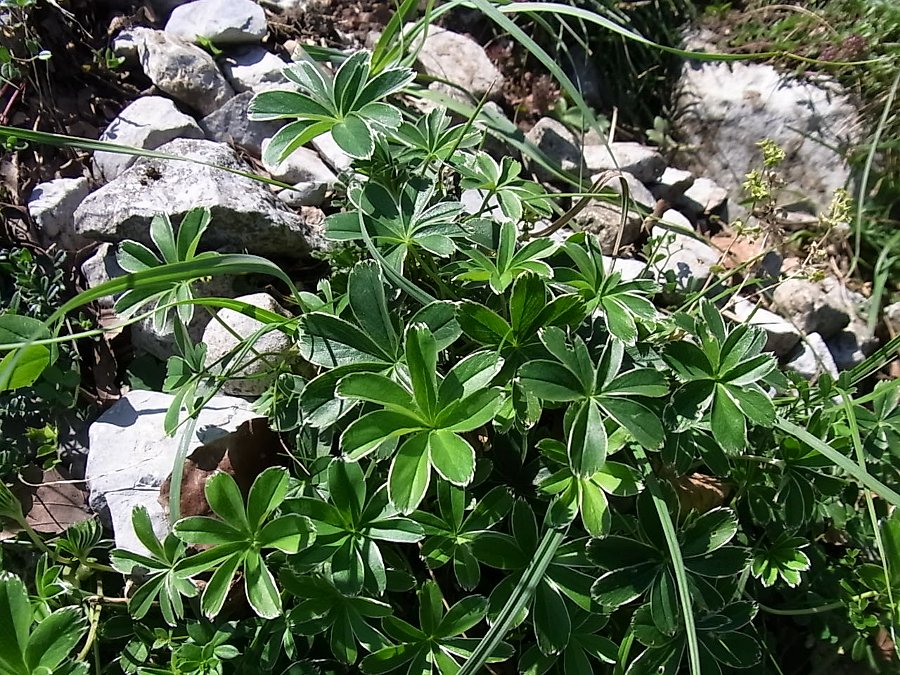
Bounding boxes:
[1,28,900,675]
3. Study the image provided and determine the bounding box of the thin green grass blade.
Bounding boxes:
[457,527,567,675]
[47,254,300,327]
[0,126,292,189]
[464,0,607,152]
[776,416,900,507]
[0,298,294,352]
[490,2,887,66]
[839,391,898,654]
[636,452,700,675]
[847,334,900,386]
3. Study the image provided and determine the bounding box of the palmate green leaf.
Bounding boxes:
[440,388,504,432]
[406,324,439,420]
[329,458,366,522]
[333,114,376,159]
[0,314,53,391]
[348,260,399,354]
[110,507,197,626]
[518,360,584,402]
[0,573,31,673]
[24,607,89,673]
[342,410,425,460]
[428,429,475,486]
[438,351,503,404]
[201,552,244,619]
[299,312,394,368]
[566,400,606,477]
[337,372,417,412]
[388,433,432,515]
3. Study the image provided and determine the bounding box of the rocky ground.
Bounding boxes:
[2,0,899,550]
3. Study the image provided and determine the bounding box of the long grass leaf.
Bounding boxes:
[839,391,898,654]
[0,126,292,189]
[458,527,567,675]
[776,416,900,507]
[491,2,886,66]
[637,455,700,675]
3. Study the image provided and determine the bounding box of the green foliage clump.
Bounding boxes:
[0,17,899,675]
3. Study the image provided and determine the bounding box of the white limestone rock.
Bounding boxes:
[676,32,860,213]
[93,96,204,181]
[311,131,353,173]
[731,297,801,358]
[413,26,503,100]
[166,0,267,45]
[572,201,642,255]
[601,171,656,209]
[677,177,729,217]
[27,177,91,250]
[651,211,720,290]
[525,117,584,181]
[135,29,234,116]
[220,46,289,93]
[261,140,337,186]
[80,243,126,310]
[74,138,319,259]
[202,292,294,396]
[583,142,666,183]
[650,167,695,202]
[770,278,850,339]
[86,390,256,554]
[784,332,839,381]
[200,91,285,157]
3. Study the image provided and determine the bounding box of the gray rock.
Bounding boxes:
[166,0,267,44]
[261,140,337,186]
[731,297,801,357]
[86,390,256,554]
[131,274,239,361]
[112,29,141,63]
[583,142,666,183]
[277,183,328,208]
[94,96,204,181]
[771,278,850,338]
[28,177,91,250]
[602,256,647,282]
[80,242,238,359]
[220,46,289,93]
[525,117,583,181]
[200,91,284,157]
[311,131,352,173]
[413,26,503,100]
[826,325,877,371]
[676,35,860,213]
[651,212,720,289]
[784,332,839,381]
[202,292,293,396]
[885,302,900,333]
[650,167,695,202]
[601,171,656,209]
[74,138,319,259]
[572,201,642,254]
[136,29,234,116]
[653,208,693,234]
[677,177,728,217]
[80,243,126,310]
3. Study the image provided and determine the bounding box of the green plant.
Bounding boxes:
[0,11,899,675]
